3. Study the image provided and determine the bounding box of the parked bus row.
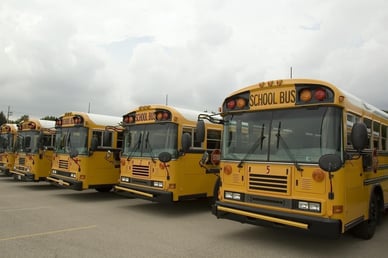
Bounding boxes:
[0,106,222,202]
[1,78,387,240]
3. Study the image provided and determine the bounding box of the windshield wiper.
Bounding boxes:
[238,124,265,168]
[127,133,142,161]
[275,122,303,172]
[144,131,156,163]
[66,132,72,154]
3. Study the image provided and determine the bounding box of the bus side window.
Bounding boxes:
[206,129,221,150]
[364,118,372,149]
[373,121,380,149]
[102,131,113,147]
[116,132,123,149]
[183,127,201,148]
[382,125,387,150]
[42,134,55,150]
[92,131,102,150]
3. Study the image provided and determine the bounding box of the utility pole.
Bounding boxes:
[290,66,293,79]
[6,105,12,123]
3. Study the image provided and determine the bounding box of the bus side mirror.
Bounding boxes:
[196,120,205,143]
[318,154,342,172]
[351,122,368,152]
[181,133,191,153]
[70,149,79,158]
[158,152,172,163]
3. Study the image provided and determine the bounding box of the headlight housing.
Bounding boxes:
[121,176,130,182]
[296,200,321,213]
[224,191,243,201]
[152,181,163,188]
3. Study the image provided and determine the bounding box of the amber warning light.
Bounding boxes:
[224,92,250,112]
[296,85,334,105]
[122,109,172,124]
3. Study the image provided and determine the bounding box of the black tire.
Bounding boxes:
[95,186,113,192]
[351,193,379,240]
[209,177,221,206]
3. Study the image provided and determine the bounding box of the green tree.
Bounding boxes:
[41,115,57,121]
[15,115,29,124]
[0,111,6,125]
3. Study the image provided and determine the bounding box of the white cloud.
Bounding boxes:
[1,0,388,120]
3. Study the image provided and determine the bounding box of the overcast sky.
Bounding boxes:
[1,0,387,120]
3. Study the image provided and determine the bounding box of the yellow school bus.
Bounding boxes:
[46,112,122,192]
[0,123,18,176]
[10,119,55,181]
[197,78,388,239]
[115,104,222,202]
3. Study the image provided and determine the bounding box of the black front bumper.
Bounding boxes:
[46,176,83,190]
[0,166,11,176]
[11,171,35,182]
[115,183,173,203]
[212,201,342,238]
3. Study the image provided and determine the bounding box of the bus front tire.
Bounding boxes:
[95,186,113,192]
[351,193,380,240]
[209,177,221,206]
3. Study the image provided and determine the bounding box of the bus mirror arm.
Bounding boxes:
[196,114,223,143]
[344,152,354,160]
[344,149,368,161]
[197,114,224,125]
[158,152,172,180]
[198,152,212,172]
[200,152,209,165]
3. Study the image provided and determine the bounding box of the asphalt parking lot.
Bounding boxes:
[1,175,388,258]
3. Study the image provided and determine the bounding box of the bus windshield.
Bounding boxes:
[15,131,40,153]
[222,106,342,163]
[0,134,14,152]
[54,127,88,155]
[123,123,178,159]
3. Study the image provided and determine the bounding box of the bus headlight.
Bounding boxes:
[296,200,321,213]
[152,181,163,188]
[224,191,243,201]
[121,176,130,182]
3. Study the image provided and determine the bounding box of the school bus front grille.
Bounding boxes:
[55,171,72,177]
[249,174,289,194]
[14,166,27,171]
[18,158,26,165]
[132,165,149,177]
[59,160,69,169]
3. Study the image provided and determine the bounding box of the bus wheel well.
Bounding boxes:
[208,177,221,206]
[372,186,384,218]
[351,188,382,240]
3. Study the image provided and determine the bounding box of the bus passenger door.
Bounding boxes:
[344,157,366,222]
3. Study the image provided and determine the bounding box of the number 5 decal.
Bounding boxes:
[266,165,270,174]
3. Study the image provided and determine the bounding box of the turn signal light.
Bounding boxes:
[224,92,249,111]
[296,85,334,105]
